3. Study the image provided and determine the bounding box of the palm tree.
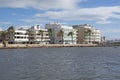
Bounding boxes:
[84,29,92,43]
[57,29,64,44]
[102,36,105,41]
[0,31,2,42]
[7,26,15,34]
[0,31,8,47]
[7,26,15,42]
[68,31,74,44]
[39,30,44,44]
[27,29,34,43]
[48,29,53,43]
[0,31,5,42]
[48,29,52,37]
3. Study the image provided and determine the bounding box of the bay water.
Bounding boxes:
[0,47,120,80]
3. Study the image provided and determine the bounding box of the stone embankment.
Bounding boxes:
[0,43,98,49]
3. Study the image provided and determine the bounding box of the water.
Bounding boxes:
[0,47,120,80]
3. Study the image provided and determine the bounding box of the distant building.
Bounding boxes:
[45,23,77,44]
[106,39,120,46]
[73,24,101,44]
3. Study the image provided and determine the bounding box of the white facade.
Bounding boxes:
[30,25,50,44]
[84,25,101,43]
[9,28,28,43]
[45,23,77,44]
[91,29,101,42]
[9,25,50,44]
[73,24,101,44]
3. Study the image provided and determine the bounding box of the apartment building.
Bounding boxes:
[73,24,101,44]
[8,27,28,43]
[8,25,50,44]
[45,23,77,44]
[30,25,50,44]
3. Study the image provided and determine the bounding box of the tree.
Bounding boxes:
[0,31,2,42]
[27,29,34,43]
[0,31,8,47]
[102,36,106,46]
[48,29,53,43]
[7,26,15,42]
[84,29,92,43]
[1,31,8,41]
[7,26,15,34]
[48,29,52,37]
[39,30,44,44]
[57,29,64,44]
[68,31,74,44]
[102,36,105,41]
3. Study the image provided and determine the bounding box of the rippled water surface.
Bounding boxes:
[0,47,120,80]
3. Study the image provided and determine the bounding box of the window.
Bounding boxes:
[59,40,61,42]
[46,34,48,36]
[17,36,20,38]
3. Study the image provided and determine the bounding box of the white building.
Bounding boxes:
[9,28,28,43]
[9,25,50,44]
[45,23,77,44]
[30,25,50,44]
[91,28,101,43]
[73,24,101,44]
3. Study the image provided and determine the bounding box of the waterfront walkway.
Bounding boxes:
[0,43,98,49]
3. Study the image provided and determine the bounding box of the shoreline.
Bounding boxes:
[0,44,99,49]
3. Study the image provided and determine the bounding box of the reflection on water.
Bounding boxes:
[0,47,120,80]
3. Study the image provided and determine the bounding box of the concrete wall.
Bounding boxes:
[7,44,40,48]
[0,43,98,48]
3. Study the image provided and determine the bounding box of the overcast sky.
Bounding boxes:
[0,0,120,40]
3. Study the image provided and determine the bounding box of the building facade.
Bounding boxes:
[30,25,50,44]
[73,24,101,44]
[6,23,102,44]
[8,25,50,44]
[8,28,28,43]
[45,23,77,44]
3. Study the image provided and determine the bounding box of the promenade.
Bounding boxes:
[0,43,98,49]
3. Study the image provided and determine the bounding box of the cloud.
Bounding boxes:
[12,13,17,16]
[96,21,112,24]
[104,29,120,33]
[0,0,85,10]
[102,28,120,39]
[20,18,50,24]
[0,21,11,24]
[35,6,120,24]
[1,0,120,25]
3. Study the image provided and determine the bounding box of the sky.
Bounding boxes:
[0,0,120,40]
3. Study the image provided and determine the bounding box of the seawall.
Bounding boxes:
[0,43,98,49]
